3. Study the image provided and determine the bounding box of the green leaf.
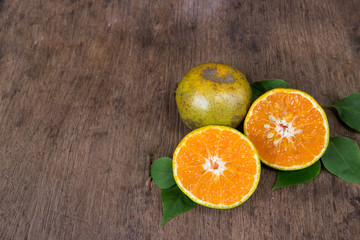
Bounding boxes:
[321,137,360,184]
[332,93,360,132]
[161,185,197,226]
[150,157,176,189]
[272,161,321,190]
[250,79,292,102]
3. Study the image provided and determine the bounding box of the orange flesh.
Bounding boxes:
[245,91,328,168]
[174,128,258,206]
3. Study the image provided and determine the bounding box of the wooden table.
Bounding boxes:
[1,0,359,239]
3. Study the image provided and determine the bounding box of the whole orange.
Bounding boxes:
[176,63,252,130]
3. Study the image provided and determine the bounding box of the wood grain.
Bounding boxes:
[0,0,359,239]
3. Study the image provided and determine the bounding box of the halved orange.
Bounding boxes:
[244,88,329,170]
[173,126,261,209]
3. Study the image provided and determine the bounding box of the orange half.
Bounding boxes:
[173,126,261,209]
[244,88,329,170]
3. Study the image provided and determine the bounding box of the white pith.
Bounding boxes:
[265,115,302,146]
[202,155,227,175]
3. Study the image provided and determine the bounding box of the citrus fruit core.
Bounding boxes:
[173,126,261,209]
[244,88,330,170]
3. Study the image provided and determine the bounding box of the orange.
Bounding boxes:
[173,126,261,209]
[244,88,329,170]
[176,63,252,130]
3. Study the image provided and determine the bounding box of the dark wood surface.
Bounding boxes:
[1,0,360,239]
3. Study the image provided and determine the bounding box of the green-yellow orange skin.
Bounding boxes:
[176,63,252,130]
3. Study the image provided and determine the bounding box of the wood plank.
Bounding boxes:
[0,0,359,239]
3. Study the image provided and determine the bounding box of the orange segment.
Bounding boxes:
[222,139,259,175]
[200,127,222,156]
[244,88,329,170]
[282,91,315,114]
[220,170,254,206]
[292,108,326,127]
[292,124,328,156]
[173,126,261,209]
[273,137,313,167]
[176,165,207,193]
[216,130,243,154]
[175,146,206,166]
[247,134,278,164]
[225,159,258,176]
[194,172,222,205]
[183,132,209,158]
